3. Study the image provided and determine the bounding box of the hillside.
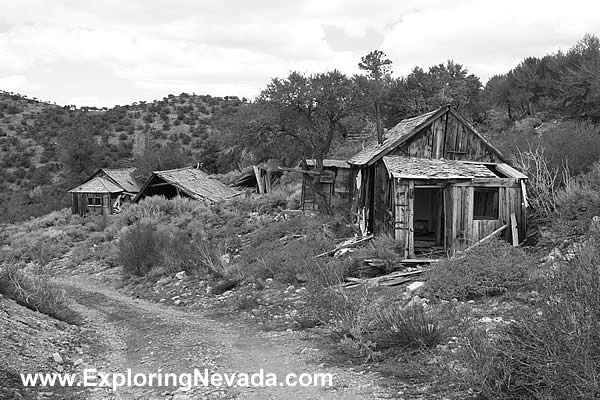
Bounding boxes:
[0,91,245,223]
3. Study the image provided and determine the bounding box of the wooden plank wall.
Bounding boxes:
[398,111,502,163]
[447,183,523,252]
[394,180,412,258]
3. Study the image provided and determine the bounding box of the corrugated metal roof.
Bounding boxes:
[304,159,350,169]
[154,167,241,202]
[68,176,124,193]
[382,156,499,180]
[101,168,141,193]
[348,108,441,166]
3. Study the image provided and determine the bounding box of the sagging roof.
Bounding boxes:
[100,168,141,193]
[348,106,506,166]
[68,176,124,193]
[382,156,499,180]
[138,167,242,202]
[304,159,350,169]
[349,109,440,166]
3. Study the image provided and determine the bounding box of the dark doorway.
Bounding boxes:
[413,187,445,256]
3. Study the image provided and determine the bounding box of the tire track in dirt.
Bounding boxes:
[57,275,394,399]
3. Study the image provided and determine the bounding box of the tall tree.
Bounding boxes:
[358,50,393,143]
[254,70,358,212]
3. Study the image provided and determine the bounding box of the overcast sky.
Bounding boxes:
[1,0,599,107]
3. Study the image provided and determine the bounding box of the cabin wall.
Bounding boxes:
[391,111,503,163]
[71,192,113,216]
[391,179,526,256]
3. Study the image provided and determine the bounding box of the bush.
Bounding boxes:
[0,264,81,324]
[463,227,600,399]
[372,304,444,350]
[555,161,600,231]
[426,239,531,300]
[118,221,164,276]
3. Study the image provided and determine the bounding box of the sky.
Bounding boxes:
[1,0,599,108]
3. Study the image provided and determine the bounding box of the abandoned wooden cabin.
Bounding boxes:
[134,166,241,203]
[300,159,353,210]
[68,168,141,216]
[348,105,528,258]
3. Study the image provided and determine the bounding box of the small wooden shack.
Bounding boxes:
[301,159,353,210]
[348,105,528,258]
[134,166,242,203]
[69,168,141,216]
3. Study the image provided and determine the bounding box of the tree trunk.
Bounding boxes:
[375,101,383,144]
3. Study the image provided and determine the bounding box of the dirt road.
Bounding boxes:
[57,276,394,399]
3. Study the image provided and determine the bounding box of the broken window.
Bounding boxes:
[87,195,102,206]
[473,187,499,220]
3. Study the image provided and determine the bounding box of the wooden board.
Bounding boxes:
[511,212,519,247]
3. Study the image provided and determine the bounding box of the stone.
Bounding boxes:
[156,277,172,286]
[52,352,63,364]
[175,271,186,280]
[406,281,425,292]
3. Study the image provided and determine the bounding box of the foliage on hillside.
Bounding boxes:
[0,91,245,222]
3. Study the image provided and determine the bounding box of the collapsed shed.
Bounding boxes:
[348,105,528,258]
[134,166,242,203]
[300,159,353,210]
[232,166,283,194]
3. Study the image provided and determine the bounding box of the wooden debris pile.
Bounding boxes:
[344,269,425,288]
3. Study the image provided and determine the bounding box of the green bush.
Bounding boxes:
[426,239,531,300]
[0,264,81,324]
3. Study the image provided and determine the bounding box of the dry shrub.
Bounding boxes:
[118,221,163,276]
[511,144,564,218]
[426,239,531,301]
[372,305,444,350]
[457,226,600,399]
[555,161,600,231]
[0,264,81,324]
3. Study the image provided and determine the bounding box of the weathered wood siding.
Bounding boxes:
[393,180,414,258]
[392,179,526,255]
[71,192,113,216]
[389,111,503,163]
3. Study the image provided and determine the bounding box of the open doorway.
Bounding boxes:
[413,187,445,256]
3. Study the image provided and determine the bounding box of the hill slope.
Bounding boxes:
[0,91,244,222]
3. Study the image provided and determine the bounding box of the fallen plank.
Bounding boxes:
[399,259,439,264]
[460,224,508,255]
[343,269,424,288]
[315,234,374,258]
[510,213,519,247]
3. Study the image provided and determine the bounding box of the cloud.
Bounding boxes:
[0,0,598,106]
[0,74,29,91]
[382,0,600,80]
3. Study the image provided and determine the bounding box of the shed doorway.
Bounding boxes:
[413,187,445,256]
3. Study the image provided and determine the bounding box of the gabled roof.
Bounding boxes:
[382,156,499,180]
[348,106,506,166]
[138,167,242,202]
[304,159,350,169]
[68,176,124,193]
[100,168,141,193]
